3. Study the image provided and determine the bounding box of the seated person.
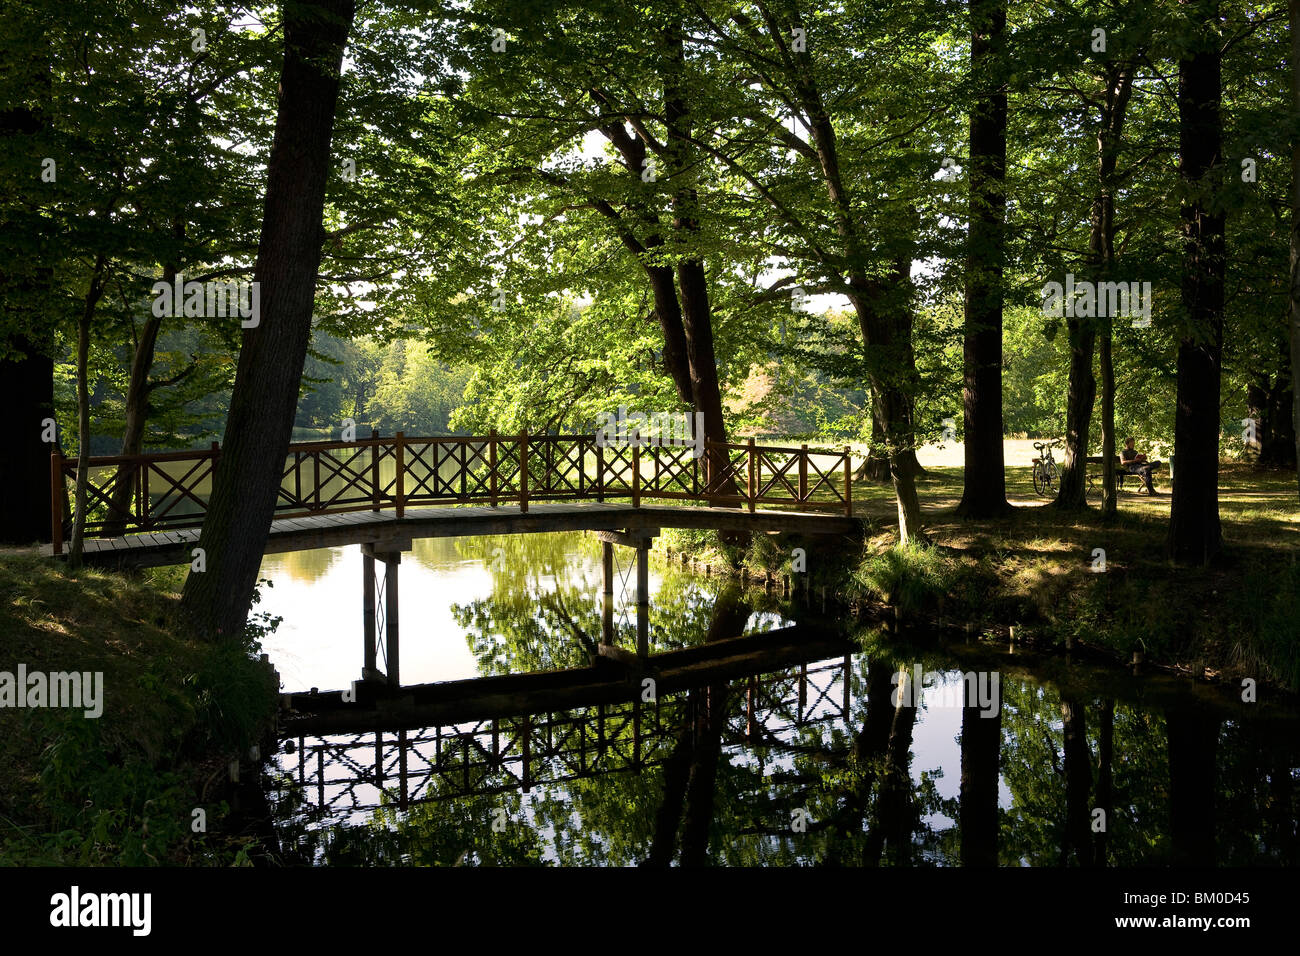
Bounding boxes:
[1120,437,1159,494]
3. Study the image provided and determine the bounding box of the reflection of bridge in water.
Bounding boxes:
[275,652,853,815]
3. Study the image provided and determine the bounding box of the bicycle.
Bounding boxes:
[1031,439,1061,497]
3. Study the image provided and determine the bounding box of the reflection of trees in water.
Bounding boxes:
[263,546,342,584]
[449,533,757,676]
[272,601,1300,866]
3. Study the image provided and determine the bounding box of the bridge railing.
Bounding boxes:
[50,431,854,550]
[276,657,851,813]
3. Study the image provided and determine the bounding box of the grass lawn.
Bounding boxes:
[0,558,277,864]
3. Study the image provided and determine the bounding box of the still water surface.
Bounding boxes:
[256,533,1300,866]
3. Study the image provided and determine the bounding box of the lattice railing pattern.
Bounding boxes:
[276,656,853,814]
[51,431,854,550]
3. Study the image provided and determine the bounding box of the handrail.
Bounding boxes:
[50,433,856,552]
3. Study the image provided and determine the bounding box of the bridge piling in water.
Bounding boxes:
[601,540,614,645]
[362,544,403,688]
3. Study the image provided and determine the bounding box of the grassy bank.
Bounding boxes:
[661,462,1300,691]
[0,556,279,865]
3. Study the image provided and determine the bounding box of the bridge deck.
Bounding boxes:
[281,623,856,736]
[47,501,862,568]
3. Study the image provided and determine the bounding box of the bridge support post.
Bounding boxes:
[601,541,614,645]
[593,529,657,656]
[362,544,404,688]
[362,553,377,680]
[636,539,649,658]
[384,553,400,688]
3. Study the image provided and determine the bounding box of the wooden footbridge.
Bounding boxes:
[48,431,860,563]
[48,432,862,691]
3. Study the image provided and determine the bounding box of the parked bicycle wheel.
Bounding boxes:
[1033,461,1052,497]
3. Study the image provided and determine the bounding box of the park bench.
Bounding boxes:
[1086,455,1162,494]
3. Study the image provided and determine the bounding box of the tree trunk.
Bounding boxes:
[823,657,895,866]
[1168,0,1225,565]
[1056,321,1096,509]
[0,20,57,544]
[68,256,107,569]
[959,688,1001,866]
[1291,0,1300,497]
[646,262,695,405]
[958,0,1010,517]
[863,686,918,866]
[1060,697,1094,866]
[0,337,55,543]
[1249,375,1297,468]
[1166,708,1218,865]
[180,0,355,640]
[1093,698,1114,866]
[1100,321,1117,516]
[104,307,167,536]
[777,12,924,541]
[664,25,736,507]
[1059,62,1134,511]
[859,407,893,483]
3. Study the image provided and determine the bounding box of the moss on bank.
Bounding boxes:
[0,556,280,865]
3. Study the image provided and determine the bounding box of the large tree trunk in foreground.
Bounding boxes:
[0,13,56,543]
[958,0,1010,517]
[0,338,54,543]
[1291,0,1300,497]
[181,0,355,640]
[1168,0,1224,565]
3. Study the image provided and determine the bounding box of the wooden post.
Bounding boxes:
[601,540,614,645]
[843,654,852,715]
[397,728,409,812]
[394,431,405,518]
[702,441,711,503]
[636,541,649,657]
[362,553,377,679]
[799,443,808,503]
[595,437,605,502]
[747,675,757,741]
[843,445,853,517]
[747,437,756,512]
[522,715,531,793]
[632,445,641,507]
[312,443,321,513]
[633,698,642,771]
[384,553,400,688]
[519,429,529,514]
[489,428,498,507]
[49,447,63,555]
[370,428,380,512]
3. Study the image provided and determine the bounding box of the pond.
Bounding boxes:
[255,532,1300,866]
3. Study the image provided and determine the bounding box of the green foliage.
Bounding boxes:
[0,558,279,865]
[852,541,966,613]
